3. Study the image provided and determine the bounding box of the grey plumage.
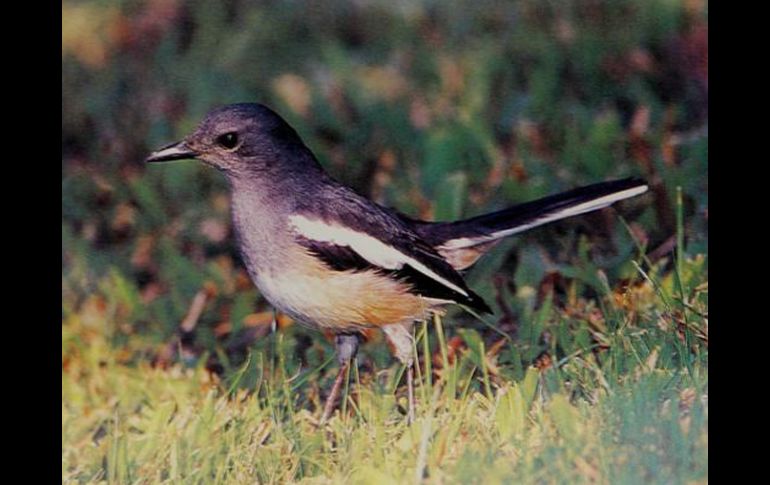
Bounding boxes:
[146,102,648,422]
[146,101,649,337]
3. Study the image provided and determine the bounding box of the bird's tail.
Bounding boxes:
[412,177,648,270]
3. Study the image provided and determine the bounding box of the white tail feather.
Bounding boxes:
[439,184,648,250]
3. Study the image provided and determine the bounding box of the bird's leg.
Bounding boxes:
[406,360,415,424]
[382,322,416,423]
[320,333,360,423]
[320,360,349,423]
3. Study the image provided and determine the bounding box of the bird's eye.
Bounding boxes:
[216,132,239,149]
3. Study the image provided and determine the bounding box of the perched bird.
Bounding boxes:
[146,103,648,423]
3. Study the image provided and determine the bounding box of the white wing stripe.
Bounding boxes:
[289,215,469,297]
[440,185,648,250]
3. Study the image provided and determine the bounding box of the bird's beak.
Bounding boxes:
[145,141,198,163]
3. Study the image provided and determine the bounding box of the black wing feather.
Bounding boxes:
[294,181,492,314]
[295,235,492,314]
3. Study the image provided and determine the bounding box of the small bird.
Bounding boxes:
[147,103,648,423]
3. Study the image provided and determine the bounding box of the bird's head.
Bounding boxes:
[145,103,319,177]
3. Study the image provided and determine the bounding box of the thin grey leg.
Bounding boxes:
[320,333,359,423]
[406,361,415,424]
[382,323,417,422]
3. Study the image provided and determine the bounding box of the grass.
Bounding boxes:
[62,1,707,482]
[63,233,707,483]
[62,362,707,483]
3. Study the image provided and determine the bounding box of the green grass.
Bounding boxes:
[62,363,707,484]
[63,246,707,483]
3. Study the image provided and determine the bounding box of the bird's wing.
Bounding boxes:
[290,191,491,314]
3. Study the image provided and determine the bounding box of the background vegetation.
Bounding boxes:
[62,0,707,483]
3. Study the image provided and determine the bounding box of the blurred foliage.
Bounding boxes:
[63,0,707,481]
[62,0,707,354]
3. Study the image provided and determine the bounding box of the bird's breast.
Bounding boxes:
[229,187,444,331]
[251,244,442,331]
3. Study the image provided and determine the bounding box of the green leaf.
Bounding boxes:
[549,393,581,440]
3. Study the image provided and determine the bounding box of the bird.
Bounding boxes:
[146,102,648,423]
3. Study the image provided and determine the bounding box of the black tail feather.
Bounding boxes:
[412,177,648,246]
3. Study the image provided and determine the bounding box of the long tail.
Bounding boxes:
[411,177,648,270]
